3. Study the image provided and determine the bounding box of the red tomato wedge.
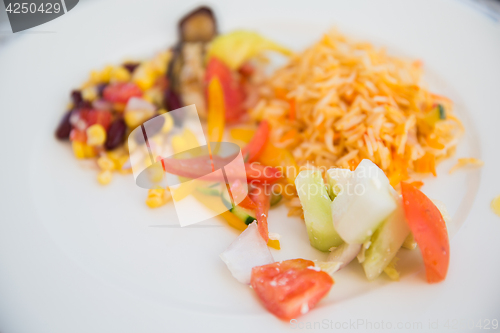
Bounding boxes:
[401,182,450,283]
[103,82,143,104]
[78,109,112,130]
[249,183,271,242]
[205,57,245,123]
[250,259,334,320]
[241,120,270,163]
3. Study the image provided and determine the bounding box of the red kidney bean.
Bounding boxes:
[105,118,127,151]
[55,110,73,140]
[123,62,139,73]
[71,90,83,106]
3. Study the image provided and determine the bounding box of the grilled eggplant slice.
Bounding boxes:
[179,6,217,43]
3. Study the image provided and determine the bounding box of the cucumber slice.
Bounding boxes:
[331,159,397,244]
[362,195,410,280]
[295,170,343,252]
[231,205,257,225]
[270,193,282,207]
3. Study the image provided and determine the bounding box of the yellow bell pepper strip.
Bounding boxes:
[173,179,200,202]
[220,211,248,231]
[258,141,298,185]
[207,30,293,70]
[230,127,256,144]
[192,188,280,249]
[207,77,225,143]
[267,239,280,250]
[191,191,248,230]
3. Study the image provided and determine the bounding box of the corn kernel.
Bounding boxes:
[126,139,137,153]
[161,112,173,133]
[89,70,101,85]
[89,65,113,85]
[107,147,126,162]
[117,155,132,174]
[86,124,107,146]
[82,86,98,102]
[151,50,171,76]
[124,109,152,128]
[143,88,163,105]
[145,196,163,208]
[82,144,97,158]
[147,163,165,183]
[97,156,115,171]
[171,135,187,154]
[100,65,113,83]
[145,188,172,208]
[72,141,86,159]
[133,63,156,91]
[97,170,113,185]
[110,66,131,83]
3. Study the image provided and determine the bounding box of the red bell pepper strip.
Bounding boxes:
[205,57,246,123]
[160,156,281,184]
[241,120,270,163]
[249,182,271,242]
[228,179,257,210]
[245,163,281,184]
[401,182,450,283]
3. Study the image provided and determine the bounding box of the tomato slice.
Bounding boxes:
[241,120,270,163]
[103,82,143,104]
[250,259,334,320]
[80,109,112,130]
[205,57,245,123]
[401,182,450,283]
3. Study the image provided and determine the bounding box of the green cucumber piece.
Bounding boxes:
[270,193,282,207]
[362,196,410,280]
[231,205,257,225]
[295,170,343,252]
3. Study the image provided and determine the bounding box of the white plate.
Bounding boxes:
[1,0,500,332]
